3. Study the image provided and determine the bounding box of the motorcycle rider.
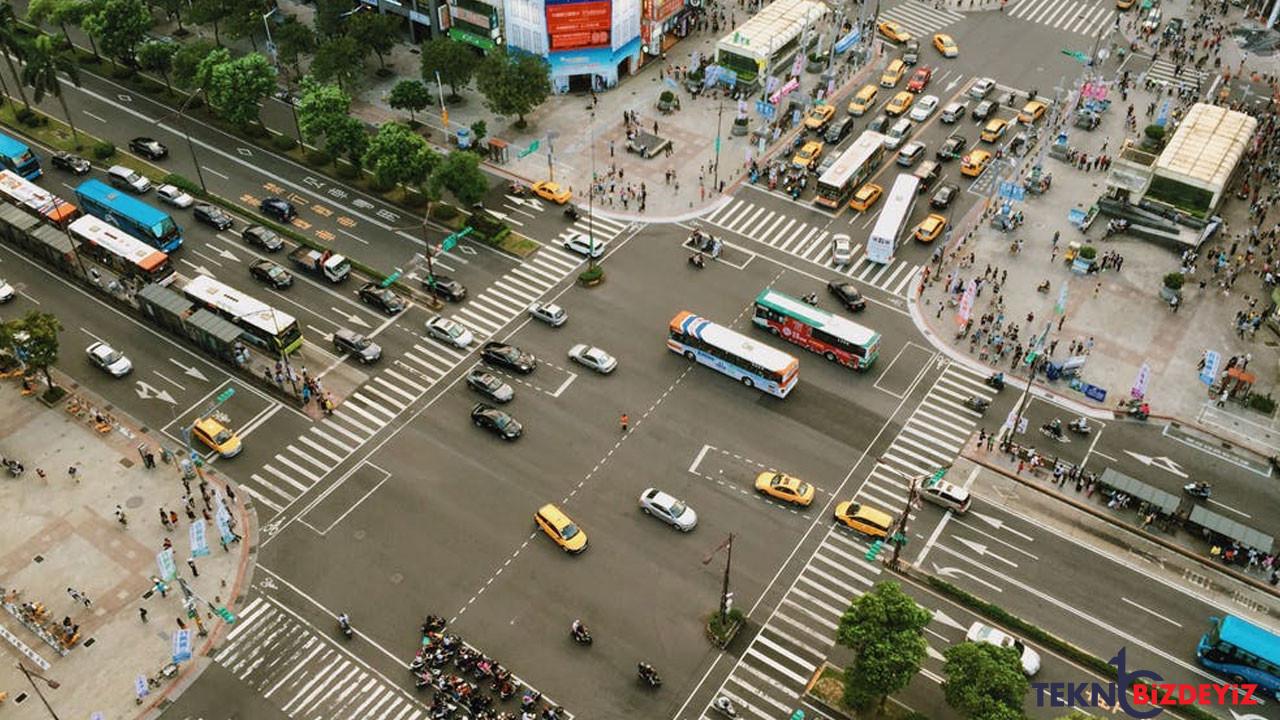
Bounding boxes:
[1068,416,1089,432]
[638,661,658,681]
[571,619,588,640]
[1047,417,1063,437]
[802,292,818,305]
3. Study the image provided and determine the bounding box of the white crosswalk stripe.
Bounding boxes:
[704,199,920,298]
[879,0,965,37]
[1144,57,1206,89]
[695,362,992,719]
[1008,0,1116,36]
[237,221,632,510]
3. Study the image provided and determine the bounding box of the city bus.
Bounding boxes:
[814,131,887,209]
[667,311,799,398]
[68,215,176,287]
[74,179,182,253]
[752,288,881,369]
[0,170,78,227]
[1197,615,1280,700]
[0,131,41,179]
[866,173,920,264]
[181,274,304,355]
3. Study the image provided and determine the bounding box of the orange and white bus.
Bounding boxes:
[68,215,175,286]
[0,169,78,226]
[667,311,799,397]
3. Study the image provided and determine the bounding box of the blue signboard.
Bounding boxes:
[755,100,776,118]
[834,29,861,53]
[1156,99,1171,127]
[1200,350,1220,386]
[1083,384,1107,402]
[998,181,1025,201]
[172,629,192,663]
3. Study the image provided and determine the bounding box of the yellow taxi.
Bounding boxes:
[804,104,836,130]
[913,213,947,242]
[880,59,907,88]
[791,140,824,170]
[532,180,572,204]
[885,91,914,117]
[961,149,993,177]
[1116,0,1135,9]
[833,500,895,538]
[534,503,588,553]
[981,117,1009,143]
[849,182,883,212]
[755,471,815,507]
[191,416,242,458]
[933,33,959,57]
[878,20,911,43]
[848,85,879,116]
[1018,99,1047,124]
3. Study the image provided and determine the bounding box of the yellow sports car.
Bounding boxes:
[755,471,815,507]
[878,20,911,43]
[532,180,572,204]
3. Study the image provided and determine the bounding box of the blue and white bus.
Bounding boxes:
[0,131,42,179]
[1198,615,1280,701]
[667,310,799,398]
[74,179,182,253]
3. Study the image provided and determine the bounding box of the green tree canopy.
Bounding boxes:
[296,78,365,162]
[419,38,479,100]
[313,0,349,39]
[22,34,83,146]
[186,0,232,44]
[82,0,151,66]
[347,11,399,69]
[430,150,487,206]
[0,2,33,110]
[26,0,93,47]
[172,39,217,88]
[2,311,63,389]
[836,581,931,711]
[193,45,231,101]
[219,0,270,47]
[388,79,431,122]
[274,16,316,80]
[309,36,364,89]
[137,39,179,92]
[475,47,551,128]
[942,641,1030,720]
[208,52,275,126]
[362,122,438,188]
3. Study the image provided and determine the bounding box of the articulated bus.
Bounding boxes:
[68,215,176,287]
[0,170,78,226]
[667,311,799,397]
[181,275,304,355]
[752,288,881,370]
[74,179,182,253]
[866,173,920,264]
[1198,615,1280,701]
[0,131,41,179]
[814,131,887,209]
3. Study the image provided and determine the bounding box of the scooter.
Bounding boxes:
[689,253,706,269]
[801,292,819,306]
[1183,481,1211,499]
[712,695,739,718]
[638,662,662,688]
[1068,418,1091,435]
[570,624,593,645]
[985,373,1005,391]
[963,396,990,413]
[1040,422,1067,442]
[338,614,353,639]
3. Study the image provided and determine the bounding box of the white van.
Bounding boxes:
[883,118,915,150]
[921,480,972,513]
[107,165,151,193]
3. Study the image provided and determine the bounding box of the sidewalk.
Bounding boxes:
[0,375,257,719]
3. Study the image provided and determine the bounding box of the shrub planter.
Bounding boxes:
[578,266,605,287]
[657,90,676,113]
[705,608,744,648]
[806,53,826,73]
[806,664,855,719]
[1072,244,1097,274]
[39,385,67,406]
[1160,272,1184,302]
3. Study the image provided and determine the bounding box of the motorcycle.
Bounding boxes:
[564,205,580,222]
[422,614,447,636]
[338,614,353,639]
[712,695,739,718]
[963,396,990,413]
[985,373,1005,391]
[1040,421,1067,442]
[801,292,819,306]
[509,181,529,197]
[570,623,593,645]
[638,662,662,688]
[1183,482,1212,499]
[1127,403,1150,420]
[688,253,706,269]
[1068,418,1091,435]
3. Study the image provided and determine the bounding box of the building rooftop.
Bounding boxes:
[1154,103,1257,192]
[717,0,829,60]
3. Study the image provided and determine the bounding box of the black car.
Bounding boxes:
[824,116,855,144]
[931,183,960,209]
[470,402,522,440]
[260,197,297,222]
[193,203,233,230]
[250,259,294,289]
[51,151,90,175]
[480,341,536,374]
[867,114,891,135]
[423,274,467,302]
[902,39,921,65]
[936,135,968,161]
[357,282,406,315]
[465,368,514,403]
[333,328,381,364]
[242,224,284,252]
[827,280,867,312]
[129,137,168,160]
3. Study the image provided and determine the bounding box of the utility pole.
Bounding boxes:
[1004,353,1046,451]
[702,534,734,621]
[587,111,597,268]
[163,89,208,194]
[712,96,724,191]
[16,662,61,720]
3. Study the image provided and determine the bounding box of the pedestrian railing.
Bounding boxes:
[1,602,69,657]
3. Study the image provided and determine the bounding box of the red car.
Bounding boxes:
[906,67,933,93]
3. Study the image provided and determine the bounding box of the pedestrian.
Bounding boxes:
[115,505,127,527]
[169,510,179,527]
[187,558,199,578]
[176,618,186,630]
[1017,459,1025,474]
[977,428,987,448]
[159,507,170,530]
[67,587,82,604]
[139,607,148,623]
[67,465,78,482]
[144,450,156,469]
[987,432,995,451]
[225,483,237,503]
[1058,313,1066,331]
[1217,389,1228,407]
[163,537,173,551]
[138,443,150,468]
[35,468,45,481]
[620,413,629,432]
[1095,281,1102,297]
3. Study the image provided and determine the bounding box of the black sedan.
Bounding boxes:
[936,135,968,161]
[423,274,467,302]
[357,282,406,315]
[250,259,294,289]
[466,368,513,403]
[480,341,536,374]
[828,280,867,312]
[51,151,90,175]
[930,183,960,209]
[129,136,168,160]
[193,203,233,230]
[470,402,522,440]
[260,196,297,222]
[242,225,284,252]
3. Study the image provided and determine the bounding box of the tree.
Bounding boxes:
[387,79,431,122]
[137,39,179,92]
[21,35,83,147]
[347,11,400,70]
[26,0,92,50]
[362,122,438,188]
[193,45,231,102]
[430,150,487,206]
[81,0,152,68]
[309,36,364,90]
[0,2,32,111]
[1,311,63,390]
[835,581,931,711]
[942,641,1030,720]
[153,0,187,31]
[172,39,217,89]
[419,37,478,100]
[475,47,550,128]
[220,0,271,50]
[296,78,365,163]
[186,0,233,45]
[274,16,316,80]
[207,52,275,126]
[313,0,349,39]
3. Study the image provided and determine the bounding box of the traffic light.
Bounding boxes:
[215,606,237,623]
[927,467,947,487]
[891,532,909,547]
[865,540,884,561]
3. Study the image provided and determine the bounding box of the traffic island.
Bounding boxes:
[704,608,744,649]
[803,664,928,720]
[578,266,605,287]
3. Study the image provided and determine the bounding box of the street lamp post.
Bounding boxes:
[587,111,597,268]
[16,662,61,720]
[161,89,208,194]
[262,8,278,61]
[713,96,724,191]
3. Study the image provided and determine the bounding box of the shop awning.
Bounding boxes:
[1188,505,1274,553]
[1100,468,1181,514]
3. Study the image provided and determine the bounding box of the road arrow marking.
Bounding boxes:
[134,380,176,404]
[953,536,1017,567]
[332,308,369,328]
[931,562,1002,592]
[213,245,240,262]
[926,644,947,663]
[1123,451,1188,478]
[967,511,1034,541]
[931,608,967,632]
[169,359,209,382]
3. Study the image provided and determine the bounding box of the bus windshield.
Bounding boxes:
[815,131,886,209]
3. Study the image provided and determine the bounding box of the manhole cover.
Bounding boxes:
[390,572,404,584]
[126,495,145,509]
[353,529,366,541]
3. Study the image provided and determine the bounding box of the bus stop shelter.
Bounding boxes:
[1188,505,1274,554]
[1100,468,1181,513]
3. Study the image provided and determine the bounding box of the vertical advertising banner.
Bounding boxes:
[156,548,177,582]
[189,520,210,558]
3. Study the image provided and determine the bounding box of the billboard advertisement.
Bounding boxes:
[547,0,611,50]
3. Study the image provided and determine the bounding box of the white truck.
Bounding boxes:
[288,247,350,283]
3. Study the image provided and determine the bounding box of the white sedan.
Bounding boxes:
[528,301,568,327]
[156,184,195,208]
[909,95,940,122]
[639,488,698,531]
[831,233,853,266]
[86,341,132,377]
[562,231,605,259]
[426,316,474,349]
[568,344,617,374]
[0,278,14,303]
[965,622,1041,676]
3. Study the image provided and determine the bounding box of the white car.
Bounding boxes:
[968,77,996,100]
[567,344,617,374]
[909,94,940,121]
[426,316,474,349]
[86,341,132,377]
[639,488,698,531]
[831,234,853,266]
[965,622,1041,676]
[0,278,14,303]
[155,184,194,208]
[562,231,605,259]
[528,301,568,327]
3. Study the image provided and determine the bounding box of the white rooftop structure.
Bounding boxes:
[716,0,829,77]
[1151,103,1256,212]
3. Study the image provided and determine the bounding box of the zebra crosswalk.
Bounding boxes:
[1144,57,1206,90]
[879,1,966,38]
[703,199,921,298]
[696,362,993,720]
[1008,0,1117,36]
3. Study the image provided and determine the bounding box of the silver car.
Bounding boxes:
[426,316,474,349]
[568,344,617,373]
[156,184,194,208]
[639,488,698,531]
[831,233,853,266]
[528,301,568,327]
[86,341,132,377]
